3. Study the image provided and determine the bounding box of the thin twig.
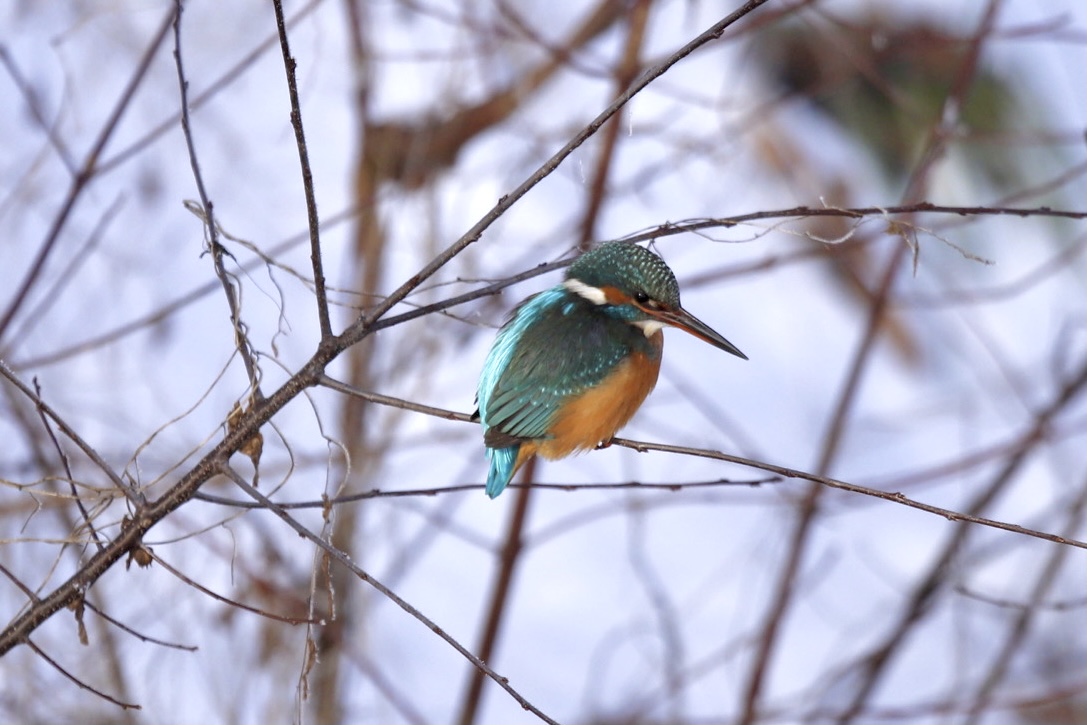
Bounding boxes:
[220,464,563,725]
[33,378,104,552]
[234,373,1087,550]
[26,638,140,710]
[340,0,777,346]
[610,435,1087,551]
[172,0,263,399]
[97,0,325,176]
[12,203,1081,371]
[0,6,177,346]
[192,477,777,508]
[962,472,1087,724]
[83,600,197,651]
[0,360,142,506]
[271,0,332,339]
[361,204,1087,334]
[0,562,40,602]
[0,46,77,174]
[151,551,318,625]
[318,374,474,422]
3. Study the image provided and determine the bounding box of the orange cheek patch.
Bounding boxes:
[600,286,631,305]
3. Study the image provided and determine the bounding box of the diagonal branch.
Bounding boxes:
[320,374,1087,550]
[341,0,776,344]
[11,203,1081,373]
[0,360,142,506]
[220,464,563,725]
[26,638,139,710]
[0,6,177,347]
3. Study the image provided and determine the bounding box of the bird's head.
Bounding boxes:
[564,242,747,360]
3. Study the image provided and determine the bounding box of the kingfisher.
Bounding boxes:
[476,241,747,498]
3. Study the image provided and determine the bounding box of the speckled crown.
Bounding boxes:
[566,242,680,306]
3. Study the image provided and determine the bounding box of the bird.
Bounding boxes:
[475,241,747,498]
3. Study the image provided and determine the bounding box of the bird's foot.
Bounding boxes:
[595,438,614,450]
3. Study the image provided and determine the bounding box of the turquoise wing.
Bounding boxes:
[477,287,638,443]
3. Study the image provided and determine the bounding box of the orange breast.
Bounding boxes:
[534,333,663,461]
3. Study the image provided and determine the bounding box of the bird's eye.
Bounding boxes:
[634,291,663,310]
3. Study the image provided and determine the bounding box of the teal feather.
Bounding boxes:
[476,256,665,497]
[485,446,519,498]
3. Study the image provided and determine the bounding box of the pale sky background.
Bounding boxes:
[0,1,1084,723]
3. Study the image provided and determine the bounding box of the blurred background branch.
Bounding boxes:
[0,0,1083,723]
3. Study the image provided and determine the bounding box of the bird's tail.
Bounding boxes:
[485,445,519,498]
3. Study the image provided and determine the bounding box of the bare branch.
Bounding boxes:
[33,377,104,552]
[271,0,332,339]
[172,0,263,399]
[0,6,177,346]
[0,360,141,506]
[26,638,140,710]
[342,0,777,343]
[220,463,564,725]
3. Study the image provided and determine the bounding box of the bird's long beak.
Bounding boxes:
[656,306,748,360]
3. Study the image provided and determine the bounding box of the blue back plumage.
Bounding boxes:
[477,288,567,498]
[477,268,661,497]
[477,287,567,430]
[477,242,743,499]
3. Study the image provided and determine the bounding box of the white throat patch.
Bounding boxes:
[633,319,665,337]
